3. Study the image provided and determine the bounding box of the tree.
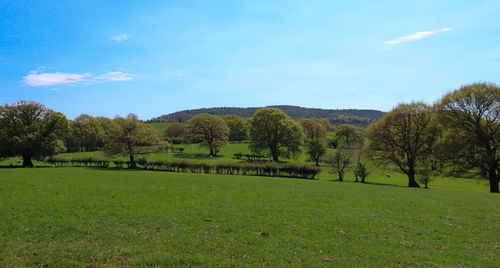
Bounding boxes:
[367,102,440,188]
[105,114,160,168]
[438,82,499,193]
[224,116,250,143]
[163,122,185,139]
[335,124,363,149]
[249,108,303,162]
[353,150,370,183]
[185,114,229,156]
[72,114,105,152]
[324,149,351,181]
[297,118,327,142]
[0,101,68,167]
[307,138,326,166]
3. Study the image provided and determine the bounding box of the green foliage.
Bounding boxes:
[306,138,326,166]
[250,108,303,162]
[163,122,185,139]
[416,166,433,189]
[353,150,370,183]
[334,124,363,149]
[71,114,106,152]
[324,149,352,181]
[438,82,500,193]
[185,114,229,156]
[368,102,440,188]
[297,118,327,141]
[105,114,160,168]
[222,115,249,142]
[0,101,68,167]
[152,105,385,127]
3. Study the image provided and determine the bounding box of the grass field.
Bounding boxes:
[147,122,172,136]
[0,167,498,267]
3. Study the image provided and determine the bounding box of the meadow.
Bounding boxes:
[0,167,498,267]
[1,134,499,267]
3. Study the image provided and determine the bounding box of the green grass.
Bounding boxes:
[0,167,498,267]
[147,121,172,136]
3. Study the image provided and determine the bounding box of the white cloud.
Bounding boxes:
[94,71,135,81]
[112,33,130,42]
[24,71,90,86]
[24,70,136,87]
[385,27,452,45]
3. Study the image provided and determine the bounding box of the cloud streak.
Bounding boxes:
[24,71,135,86]
[112,33,130,42]
[385,27,452,45]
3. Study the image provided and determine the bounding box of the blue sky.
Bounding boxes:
[1,0,499,120]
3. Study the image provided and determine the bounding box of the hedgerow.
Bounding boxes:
[46,157,321,179]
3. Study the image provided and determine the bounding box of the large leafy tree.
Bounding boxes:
[0,101,68,167]
[297,118,327,142]
[163,122,185,139]
[222,115,249,143]
[438,82,499,193]
[307,138,326,166]
[185,114,229,156]
[105,114,160,168]
[367,102,440,188]
[72,114,105,152]
[250,108,303,162]
[335,124,363,149]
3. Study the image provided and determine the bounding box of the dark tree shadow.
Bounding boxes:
[328,179,408,189]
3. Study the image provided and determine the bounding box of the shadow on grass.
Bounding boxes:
[328,179,408,189]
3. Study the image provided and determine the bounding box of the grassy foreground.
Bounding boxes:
[0,168,499,267]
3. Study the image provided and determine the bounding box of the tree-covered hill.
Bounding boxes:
[150,105,385,126]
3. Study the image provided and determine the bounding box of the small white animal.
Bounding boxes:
[385,173,391,178]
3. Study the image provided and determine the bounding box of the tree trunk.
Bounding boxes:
[129,154,136,169]
[407,169,420,188]
[272,154,279,162]
[22,154,34,168]
[209,147,215,157]
[488,165,499,193]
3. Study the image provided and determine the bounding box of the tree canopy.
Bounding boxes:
[367,102,440,187]
[335,124,363,149]
[163,122,185,139]
[72,114,105,152]
[438,82,499,193]
[0,101,68,167]
[297,118,327,142]
[250,108,303,162]
[222,115,249,142]
[185,114,229,156]
[105,114,160,168]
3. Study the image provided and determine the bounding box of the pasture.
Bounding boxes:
[0,166,498,267]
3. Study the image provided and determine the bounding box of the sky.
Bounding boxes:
[1,0,499,120]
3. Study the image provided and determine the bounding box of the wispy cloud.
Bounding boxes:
[385,27,452,45]
[112,33,130,42]
[94,71,135,81]
[24,70,136,86]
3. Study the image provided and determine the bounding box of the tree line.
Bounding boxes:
[0,82,498,192]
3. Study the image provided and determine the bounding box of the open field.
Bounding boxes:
[0,168,498,267]
[147,122,173,136]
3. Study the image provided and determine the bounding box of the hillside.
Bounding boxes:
[150,105,385,126]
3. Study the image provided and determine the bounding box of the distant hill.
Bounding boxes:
[150,105,385,127]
